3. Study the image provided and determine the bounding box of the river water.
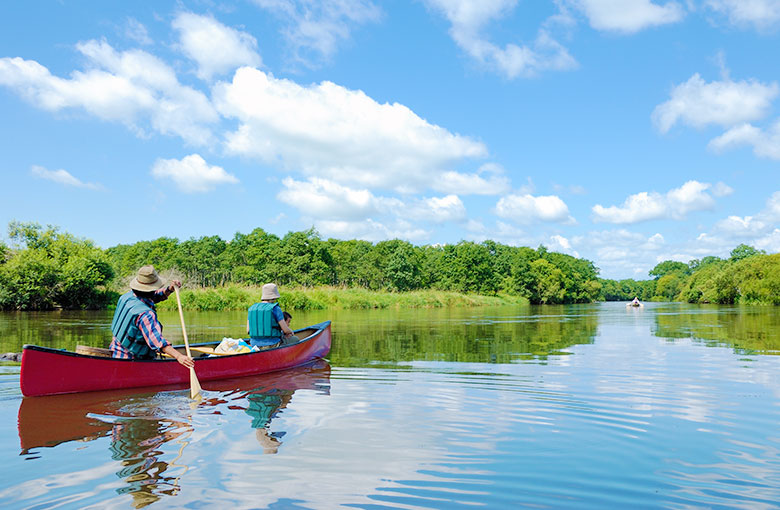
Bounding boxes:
[0,302,779,509]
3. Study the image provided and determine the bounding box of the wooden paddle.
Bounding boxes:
[174,287,202,399]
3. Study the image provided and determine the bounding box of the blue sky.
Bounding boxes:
[1,0,779,280]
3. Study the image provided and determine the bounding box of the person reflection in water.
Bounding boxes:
[109,418,191,508]
[244,389,294,454]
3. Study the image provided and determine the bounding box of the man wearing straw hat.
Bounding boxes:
[109,265,194,368]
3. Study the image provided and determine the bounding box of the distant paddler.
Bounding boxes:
[109,265,195,369]
[627,297,644,308]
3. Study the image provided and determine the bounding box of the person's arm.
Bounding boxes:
[272,305,293,337]
[161,345,195,368]
[152,280,182,303]
[137,310,194,368]
[277,319,294,337]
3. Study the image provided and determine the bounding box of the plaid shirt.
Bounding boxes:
[109,287,172,359]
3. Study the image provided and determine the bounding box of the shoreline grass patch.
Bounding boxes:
[155,285,528,311]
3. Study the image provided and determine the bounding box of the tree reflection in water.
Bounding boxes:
[653,305,780,354]
[329,305,600,366]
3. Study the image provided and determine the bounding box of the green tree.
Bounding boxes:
[687,256,723,272]
[0,222,114,309]
[649,260,688,279]
[106,237,179,278]
[733,253,780,304]
[528,258,566,304]
[436,242,498,294]
[713,270,739,304]
[729,244,765,262]
[174,236,229,287]
[501,246,537,297]
[655,273,684,301]
[384,241,422,291]
[267,229,334,286]
[224,228,279,285]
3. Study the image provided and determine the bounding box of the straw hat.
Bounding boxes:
[261,283,281,300]
[130,265,166,292]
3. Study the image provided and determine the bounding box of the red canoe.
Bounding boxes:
[20,321,331,397]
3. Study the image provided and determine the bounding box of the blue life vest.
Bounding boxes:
[111,291,157,359]
[248,302,281,339]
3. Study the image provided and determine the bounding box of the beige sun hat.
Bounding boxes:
[130,265,166,292]
[261,283,281,300]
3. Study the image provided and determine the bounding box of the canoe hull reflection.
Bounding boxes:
[18,360,331,453]
[20,321,331,397]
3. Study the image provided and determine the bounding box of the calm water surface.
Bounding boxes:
[1,303,779,509]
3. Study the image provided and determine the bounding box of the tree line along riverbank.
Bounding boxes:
[0,221,777,310]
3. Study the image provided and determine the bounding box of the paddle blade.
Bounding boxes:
[189,368,202,400]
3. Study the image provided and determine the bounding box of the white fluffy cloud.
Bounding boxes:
[494,193,574,223]
[652,73,778,134]
[277,177,386,220]
[151,154,239,193]
[715,191,780,236]
[434,164,510,195]
[172,12,262,81]
[592,180,727,224]
[695,192,780,253]
[423,0,577,78]
[278,177,467,225]
[571,0,685,33]
[548,234,579,257]
[30,165,103,190]
[709,120,780,159]
[580,191,780,279]
[705,0,780,30]
[214,67,487,193]
[0,41,218,145]
[411,195,467,223]
[251,0,381,65]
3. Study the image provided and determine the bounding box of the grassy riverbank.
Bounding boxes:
[154,285,530,311]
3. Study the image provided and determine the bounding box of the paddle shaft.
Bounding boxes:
[174,287,201,398]
[174,287,193,358]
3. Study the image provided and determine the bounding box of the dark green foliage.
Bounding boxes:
[432,242,499,294]
[174,235,230,287]
[5,221,777,309]
[384,241,423,292]
[0,222,115,310]
[270,229,334,286]
[101,227,605,305]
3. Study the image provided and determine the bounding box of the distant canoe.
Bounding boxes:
[20,321,331,397]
